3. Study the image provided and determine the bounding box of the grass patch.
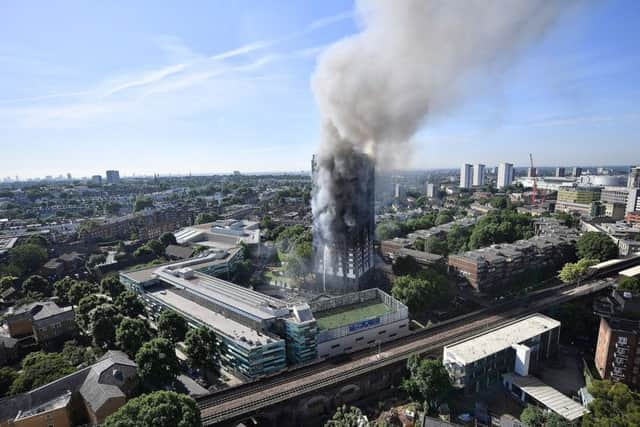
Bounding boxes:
[315,302,392,330]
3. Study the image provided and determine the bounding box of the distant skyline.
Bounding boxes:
[1,0,640,178]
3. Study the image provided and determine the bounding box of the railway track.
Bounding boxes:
[198,278,615,425]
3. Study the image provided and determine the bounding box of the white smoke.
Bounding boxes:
[312,0,579,246]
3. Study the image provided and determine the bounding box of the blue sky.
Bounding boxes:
[1,0,639,178]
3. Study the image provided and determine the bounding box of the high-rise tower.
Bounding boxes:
[312,151,375,293]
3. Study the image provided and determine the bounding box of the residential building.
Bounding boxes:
[443,314,561,393]
[105,170,120,184]
[90,175,102,185]
[0,351,137,427]
[5,300,77,347]
[425,182,436,199]
[448,223,577,292]
[627,188,640,214]
[626,211,640,224]
[460,164,473,189]
[312,152,375,293]
[594,289,640,387]
[555,167,565,177]
[573,167,582,178]
[473,164,486,187]
[527,167,537,178]
[628,166,640,189]
[497,162,514,189]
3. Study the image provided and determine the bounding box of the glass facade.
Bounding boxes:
[284,319,318,365]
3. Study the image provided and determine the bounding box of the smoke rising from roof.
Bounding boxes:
[312,0,578,246]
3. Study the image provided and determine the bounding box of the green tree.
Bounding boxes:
[90,304,120,348]
[0,275,18,293]
[392,274,447,314]
[135,338,180,388]
[577,232,618,262]
[157,309,189,342]
[114,290,145,318]
[392,256,422,276]
[559,258,597,283]
[102,391,200,427]
[520,405,545,426]
[0,367,17,398]
[435,212,453,226]
[401,355,452,411]
[184,327,217,371]
[100,275,125,298]
[10,351,75,394]
[160,232,178,247]
[68,280,100,306]
[376,221,402,240]
[619,276,640,294]
[133,196,154,212]
[145,239,165,257]
[77,294,110,328]
[424,236,449,256]
[62,340,97,368]
[53,276,77,305]
[134,245,155,258]
[195,212,218,224]
[324,405,366,427]
[9,243,47,276]
[583,380,640,427]
[116,317,152,356]
[22,274,52,298]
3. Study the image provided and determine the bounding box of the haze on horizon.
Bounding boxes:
[1,0,639,179]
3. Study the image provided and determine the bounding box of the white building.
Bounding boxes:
[497,162,514,189]
[629,166,640,189]
[425,183,436,199]
[460,164,473,189]
[473,164,486,187]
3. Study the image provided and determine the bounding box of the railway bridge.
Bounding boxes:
[198,278,614,427]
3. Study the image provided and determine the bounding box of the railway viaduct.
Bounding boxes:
[199,278,615,427]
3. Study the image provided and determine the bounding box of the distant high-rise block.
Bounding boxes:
[555,167,565,177]
[425,182,436,198]
[473,164,485,187]
[460,164,472,189]
[627,166,640,189]
[527,167,537,178]
[106,170,120,184]
[91,175,102,185]
[497,162,514,189]
[573,167,582,178]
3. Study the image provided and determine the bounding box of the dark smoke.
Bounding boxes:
[312,0,579,250]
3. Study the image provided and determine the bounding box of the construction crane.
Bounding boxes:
[529,153,545,206]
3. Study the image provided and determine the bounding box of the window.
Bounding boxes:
[378,330,386,335]
[355,337,364,342]
[389,333,397,338]
[331,343,340,349]
[367,340,375,345]
[399,324,407,328]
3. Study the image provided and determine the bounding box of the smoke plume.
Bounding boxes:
[312,0,577,248]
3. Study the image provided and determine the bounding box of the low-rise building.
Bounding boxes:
[443,314,561,393]
[5,300,77,347]
[0,350,137,427]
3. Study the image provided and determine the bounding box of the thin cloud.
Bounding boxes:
[306,11,352,32]
[104,63,187,96]
[209,40,273,61]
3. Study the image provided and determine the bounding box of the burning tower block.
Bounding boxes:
[312,149,375,294]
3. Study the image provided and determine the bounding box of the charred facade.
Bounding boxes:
[312,149,375,293]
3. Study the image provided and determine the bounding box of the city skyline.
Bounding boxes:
[2,0,640,178]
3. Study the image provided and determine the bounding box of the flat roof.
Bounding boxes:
[503,373,589,421]
[445,314,560,365]
[591,256,640,270]
[154,268,288,322]
[148,287,278,348]
[620,265,640,278]
[315,301,391,331]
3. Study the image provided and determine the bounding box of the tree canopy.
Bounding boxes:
[160,232,178,247]
[157,309,189,342]
[114,290,145,318]
[184,327,217,371]
[102,391,201,427]
[392,271,448,315]
[100,275,125,298]
[10,351,76,394]
[22,275,51,298]
[116,317,152,356]
[559,258,597,283]
[135,338,181,388]
[0,367,17,398]
[619,276,640,294]
[401,355,452,412]
[577,232,618,262]
[324,405,367,427]
[583,380,640,427]
[8,243,47,276]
